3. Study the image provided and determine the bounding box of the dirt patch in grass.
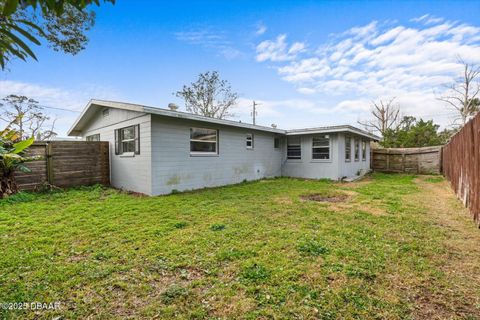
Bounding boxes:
[300,193,348,203]
[274,196,294,205]
[66,253,89,263]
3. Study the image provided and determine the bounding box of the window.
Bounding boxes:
[274,137,280,149]
[86,134,100,141]
[246,133,254,149]
[312,135,330,160]
[354,138,360,161]
[345,135,351,162]
[102,108,109,117]
[190,127,218,154]
[287,136,301,159]
[115,125,140,155]
[362,140,367,161]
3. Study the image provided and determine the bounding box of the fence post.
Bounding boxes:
[46,142,54,185]
[439,147,443,174]
[386,149,390,171]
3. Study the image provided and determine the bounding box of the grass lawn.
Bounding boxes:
[1,173,479,319]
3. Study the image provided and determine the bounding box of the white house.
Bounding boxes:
[68,99,379,195]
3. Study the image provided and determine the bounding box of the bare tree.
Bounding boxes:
[358,97,401,136]
[175,71,238,119]
[0,95,57,141]
[437,59,480,126]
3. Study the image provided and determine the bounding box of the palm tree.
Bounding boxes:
[0,124,38,198]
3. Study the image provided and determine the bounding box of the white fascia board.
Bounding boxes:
[286,126,380,141]
[143,106,286,134]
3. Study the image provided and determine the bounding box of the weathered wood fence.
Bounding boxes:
[371,146,442,174]
[15,141,110,191]
[442,113,480,227]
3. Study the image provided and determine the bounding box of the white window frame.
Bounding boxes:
[120,126,136,155]
[362,140,367,161]
[287,136,301,160]
[115,125,140,156]
[311,134,331,161]
[86,133,100,142]
[354,138,360,161]
[246,133,254,149]
[345,135,351,162]
[190,127,218,156]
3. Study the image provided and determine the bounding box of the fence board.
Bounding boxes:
[372,146,442,174]
[442,113,480,227]
[15,141,110,191]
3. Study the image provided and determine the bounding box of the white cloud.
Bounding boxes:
[255,23,267,35]
[346,21,378,40]
[411,14,444,25]
[256,34,306,62]
[0,80,120,137]
[255,17,480,128]
[175,28,242,59]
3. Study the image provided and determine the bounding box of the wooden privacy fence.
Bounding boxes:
[371,146,442,174]
[442,113,480,227]
[15,141,110,191]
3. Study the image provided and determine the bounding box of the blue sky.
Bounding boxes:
[1,0,480,136]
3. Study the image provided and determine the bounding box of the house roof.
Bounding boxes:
[67,99,380,140]
[67,99,285,136]
[286,125,380,140]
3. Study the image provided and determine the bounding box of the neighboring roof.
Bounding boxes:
[68,99,380,141]
[286,125,380,141]
[68,99,285,136]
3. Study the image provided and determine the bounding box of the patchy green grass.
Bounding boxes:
[423,176,444,183]
[1,173,479,319]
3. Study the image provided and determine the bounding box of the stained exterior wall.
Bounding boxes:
[81,107,153,195]
[337,132,371,178]
[78,109,373,195]
[150,115,284,195]
[281,133,340,180]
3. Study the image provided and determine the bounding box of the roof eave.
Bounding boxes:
[286,126,380,141]
[67,99,146,136]
[144,106,286,134]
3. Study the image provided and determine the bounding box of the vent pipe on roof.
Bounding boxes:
[168,103,178,111]
[271,124,277,128]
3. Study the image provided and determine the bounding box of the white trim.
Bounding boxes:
[286,136,301,160]
[189,127,218,155]
[119,152,135,158]
[354,138,360,162]
[189,152,219,157]
[361,140,367,161]
[286,125,379,140]
[68,99,380,141]
[311,134,332,161]
[345,135,352,162]
[246,133,254,149]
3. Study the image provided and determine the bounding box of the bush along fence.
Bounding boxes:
[15,141,110,191]
[371,146,442,174]
[442,113,480,227]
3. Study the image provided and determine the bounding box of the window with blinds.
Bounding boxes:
[287,137,301,159]
[312,135,330,160]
